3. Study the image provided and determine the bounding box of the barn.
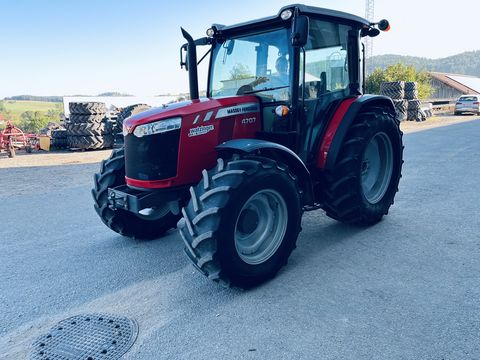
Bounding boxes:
[430,72,480,100]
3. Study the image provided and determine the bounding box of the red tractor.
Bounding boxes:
[92,5,402,288]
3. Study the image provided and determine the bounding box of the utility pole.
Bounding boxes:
[365,0,374,58]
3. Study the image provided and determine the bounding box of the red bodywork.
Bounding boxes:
[316,97,357,168]
[124,96,261,189]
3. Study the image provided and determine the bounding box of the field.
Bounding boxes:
[0,100,62,124]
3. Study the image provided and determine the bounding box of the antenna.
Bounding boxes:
[365,0,374,58]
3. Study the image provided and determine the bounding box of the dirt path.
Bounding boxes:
[0,114,477,169]
[400,113,479,133]
[0,149,112,168]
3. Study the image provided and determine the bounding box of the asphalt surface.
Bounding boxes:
[1,119,479,359]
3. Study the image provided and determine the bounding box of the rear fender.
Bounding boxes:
[216,139,314,206]
[317,95,395,170]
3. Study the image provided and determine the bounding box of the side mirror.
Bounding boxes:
[225,40,235,55]
[291,15,309,47]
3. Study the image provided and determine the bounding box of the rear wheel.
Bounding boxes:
[321,107,403,225]
[178,156,303,288]
[92,148,180,239]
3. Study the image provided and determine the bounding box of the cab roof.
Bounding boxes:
[214,4,370,33]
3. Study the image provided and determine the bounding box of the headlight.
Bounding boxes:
[132,117,182,138]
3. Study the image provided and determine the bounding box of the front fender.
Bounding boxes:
[216,139,314,206]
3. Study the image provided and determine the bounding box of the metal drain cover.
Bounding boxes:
[31,314,138,360]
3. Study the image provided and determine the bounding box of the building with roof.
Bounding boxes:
[430,72,480,100]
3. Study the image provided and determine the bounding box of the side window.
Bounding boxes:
[301,20,351,99]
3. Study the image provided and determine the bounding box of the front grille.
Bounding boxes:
[125,129,180,181]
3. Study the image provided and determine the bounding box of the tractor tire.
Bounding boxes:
[52,138,68,149]
[51,129,67,139]
[67,135,114,150]
[393,99,408,122]
[380,81,405,100]
[320,107,403,225]
[115,104,151,132]
[404,89,419,100]
[69,114,106,124]
[178,156,303,289]
[65,121,112,136]
[92,148,180,239]
[407,100,421,121]
[69,102,107,115]
[404,82,418,99]
[113,132,124,148]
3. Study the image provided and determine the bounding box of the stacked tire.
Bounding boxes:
[404,82,419,100]
[407,99,422,121]
[380,82,407,122]
[392,99,408,122]
[380,81,404,100]
[381,81,431,122]
[114,104,151,147]
[51,129,68,149]
[66,102,113,150]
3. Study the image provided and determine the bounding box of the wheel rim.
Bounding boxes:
[361,132,394,204]
[234,189,288,265]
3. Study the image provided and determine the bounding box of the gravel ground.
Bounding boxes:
[0,116,479,359]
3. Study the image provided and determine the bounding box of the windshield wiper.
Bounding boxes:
[243,85,289,95]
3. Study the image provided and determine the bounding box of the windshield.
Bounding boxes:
[209,28,292,102]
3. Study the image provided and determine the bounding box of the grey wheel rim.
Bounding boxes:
[361,132,394,204]
[235,189,288,265]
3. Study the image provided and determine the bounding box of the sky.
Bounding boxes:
[1,0,479,98]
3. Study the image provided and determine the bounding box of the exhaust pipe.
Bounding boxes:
[181,27,199,100]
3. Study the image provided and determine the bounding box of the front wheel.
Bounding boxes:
[320,106,403,225]
[92,148,180,239]
[178,156,303,288]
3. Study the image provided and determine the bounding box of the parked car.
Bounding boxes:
[454,95,480,115]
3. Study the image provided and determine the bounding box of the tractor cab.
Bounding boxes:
[181,5,388,165]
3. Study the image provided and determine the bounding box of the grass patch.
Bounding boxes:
[0,100,63,124]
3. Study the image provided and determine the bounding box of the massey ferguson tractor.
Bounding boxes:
[92,5,402,288]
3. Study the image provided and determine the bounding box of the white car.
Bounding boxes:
[454,95,480,115]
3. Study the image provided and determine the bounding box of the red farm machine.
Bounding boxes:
[92,4,402,288]
[0,122,38,158]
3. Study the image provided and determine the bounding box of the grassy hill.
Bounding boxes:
[367,50,480,77]
[0,100,62,125]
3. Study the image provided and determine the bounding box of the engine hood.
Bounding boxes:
[123,96,259,133]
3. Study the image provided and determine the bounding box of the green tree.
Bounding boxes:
[20,111,49,133]
[46,109,62,121]
[365,63,433,99]
[229,64,253,80]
